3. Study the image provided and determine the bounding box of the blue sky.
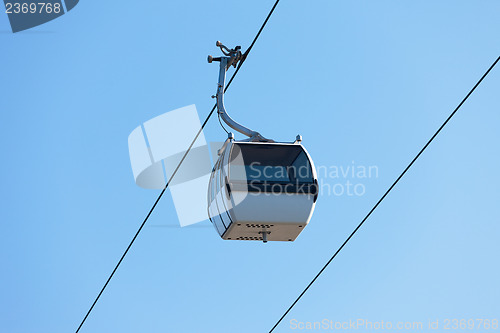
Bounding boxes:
[1,1,500,332]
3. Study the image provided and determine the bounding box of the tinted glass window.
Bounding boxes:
[209,169,215,201]
[215,160,220,192]
[229,144,313,183]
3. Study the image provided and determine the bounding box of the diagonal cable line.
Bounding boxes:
[218,112,229,134]
[238,0,280,69]
[74,1,281,332]
[268,55,500,333]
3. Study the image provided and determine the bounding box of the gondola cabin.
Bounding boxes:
[208,139,318,242]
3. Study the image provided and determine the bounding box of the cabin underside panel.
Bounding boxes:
[209,191,316,241]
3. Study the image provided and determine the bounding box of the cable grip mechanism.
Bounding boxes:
[207,41,243,69]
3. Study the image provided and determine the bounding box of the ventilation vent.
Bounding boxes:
[245,224,274,229]
[236,236,263,241]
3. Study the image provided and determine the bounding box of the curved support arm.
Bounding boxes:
[216,57,273,142]
[217,58,257,138]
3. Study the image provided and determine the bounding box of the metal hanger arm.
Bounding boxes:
[208,42,273,142]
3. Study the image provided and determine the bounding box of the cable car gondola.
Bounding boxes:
[207,42,318,242]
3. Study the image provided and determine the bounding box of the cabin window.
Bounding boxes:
[215,159,221,193]
[209,169,214,202]
[229,144,314,184]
